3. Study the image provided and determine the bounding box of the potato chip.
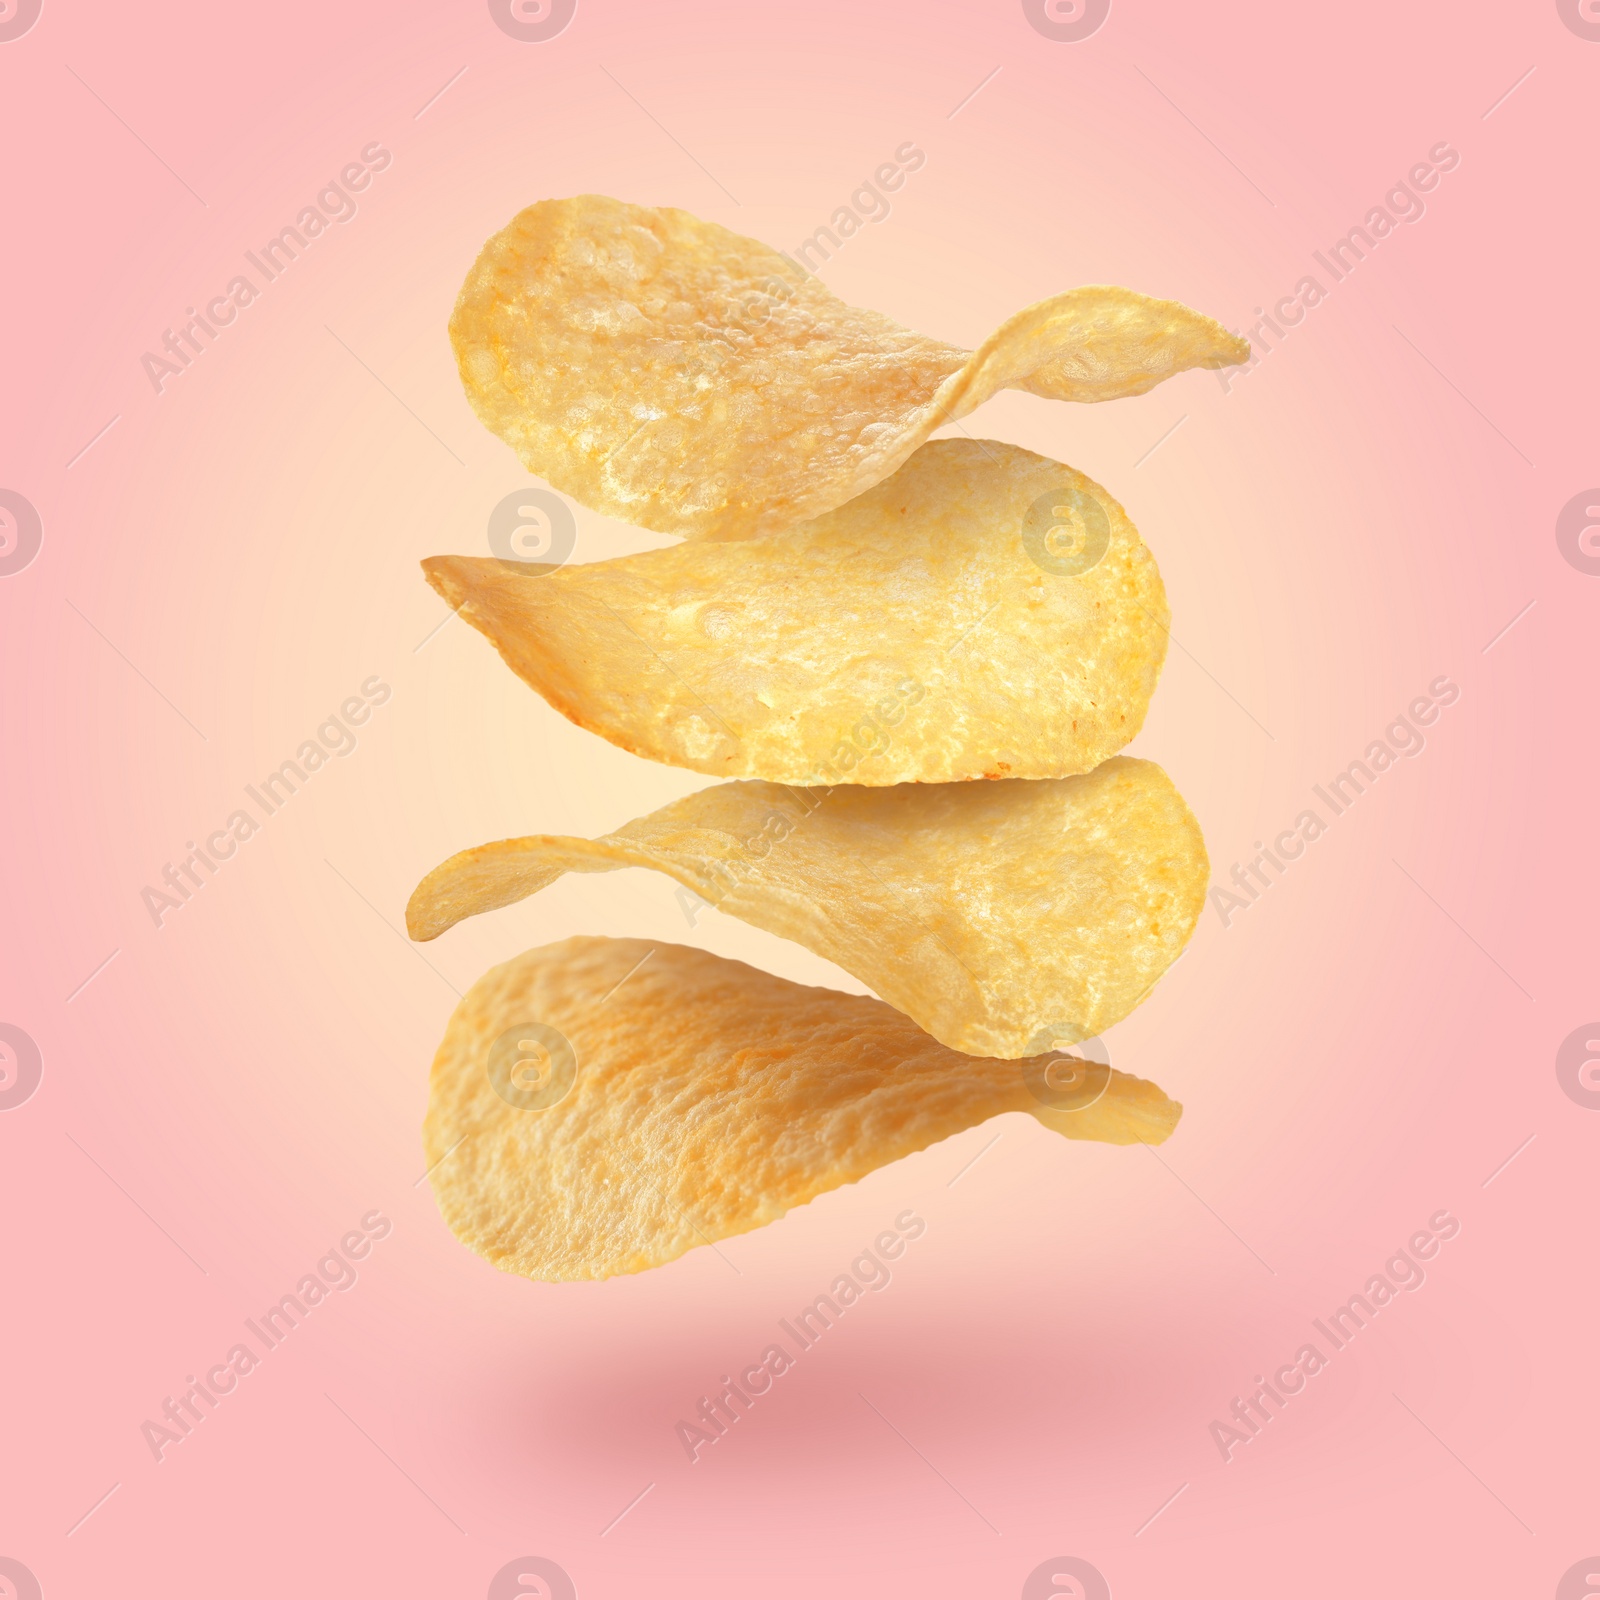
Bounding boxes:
[425,936,1181,1280]
[424,438,1167,785]
[408,756,1207,1059]
[449,195,1249,539]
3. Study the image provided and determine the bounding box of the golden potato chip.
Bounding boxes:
[424,438,1167,785]
[408,756,1207,1059]
[425,936,1181,1280]
[449,195,1249,539]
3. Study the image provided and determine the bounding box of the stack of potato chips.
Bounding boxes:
[409,197,1247,1280]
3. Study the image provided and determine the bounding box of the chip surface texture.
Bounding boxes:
[408,757,1209,1059]
[425,937,1182,1280]
[449,195,1250,538]
[424,438,1168,785]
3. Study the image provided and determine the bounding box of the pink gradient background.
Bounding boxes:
[2,2,1596,1595]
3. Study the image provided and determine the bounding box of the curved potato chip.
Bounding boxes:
[424,439,1167,786]
[408,757,1207,1059]
[449,195,1249,539]
[425,936,1181,1280]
